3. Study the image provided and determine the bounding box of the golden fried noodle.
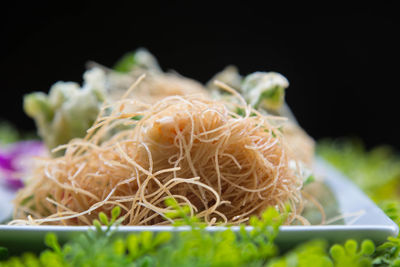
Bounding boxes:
[12,81,304,226]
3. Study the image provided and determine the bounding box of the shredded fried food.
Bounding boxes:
[105,69,210,104]
[282,122,315,167]
[11,79,305,226]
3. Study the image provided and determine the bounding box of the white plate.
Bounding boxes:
[0,158,398,253]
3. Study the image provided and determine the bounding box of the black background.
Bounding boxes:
[1,2,398,149]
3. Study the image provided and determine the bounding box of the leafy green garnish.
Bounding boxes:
[373,236,400,266]
[241,72,289,112]
[379,200,400,225]
[23,74,106,155]
[151,205,284,267]
[303,174,315,186]
[267,240,333,267]
[0,203,288,266]
[113,51,137,73]
[113,48,161,73]
[329,239,375,267]
[255,85,285,110]
[235,107,246,117]
[130,115,144,121]
[164,198,201,227]
[234,107,257,118]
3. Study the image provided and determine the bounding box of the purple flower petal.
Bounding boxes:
[9,141,45,158]
[4,176,24,190]
[1,140,47,191]
[0,154,16,171]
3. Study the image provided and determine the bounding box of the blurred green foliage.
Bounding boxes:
[0,122,20,144]
[0,122,37,144]
[0,204,287,267]
[318,139,400,203]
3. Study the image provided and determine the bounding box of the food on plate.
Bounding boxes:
[11,49,315,226]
